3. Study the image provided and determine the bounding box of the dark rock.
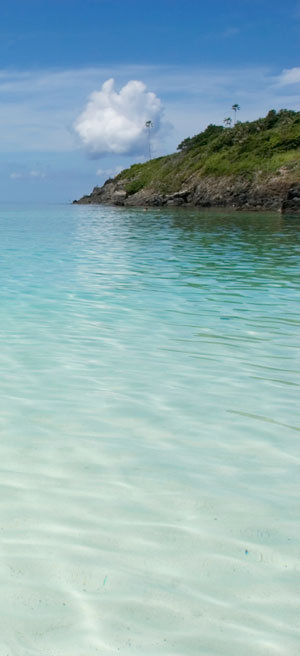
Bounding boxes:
[166,198,184,206]
[73,173,300,213]
[282,186,300,213]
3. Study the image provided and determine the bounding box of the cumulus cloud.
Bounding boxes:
[74,78,164,157]
[278,67,300,86]
[1,65,299,158]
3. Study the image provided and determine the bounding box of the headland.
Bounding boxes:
[74,110,300,213]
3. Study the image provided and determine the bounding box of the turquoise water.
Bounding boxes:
[0,204,299,655]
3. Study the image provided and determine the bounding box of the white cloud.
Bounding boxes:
[74,78,164,157]
[278,67,300,86]
[96,165,123,177]
[0,64,299,157]
[29,169,46,178]
[221,27,240,38]
[10,169,46,180]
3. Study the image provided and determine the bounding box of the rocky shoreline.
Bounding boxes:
[74,173,300,213]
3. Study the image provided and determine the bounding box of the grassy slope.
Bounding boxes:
[116,110,300,196]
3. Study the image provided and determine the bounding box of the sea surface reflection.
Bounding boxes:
[0,204,299,655]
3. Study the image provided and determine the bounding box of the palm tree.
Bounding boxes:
[224,117,232,127]
[232,104,240,124]
[145,120,153,159]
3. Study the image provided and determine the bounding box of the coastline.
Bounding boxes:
[74,110,300,213]
[73,173,300,213]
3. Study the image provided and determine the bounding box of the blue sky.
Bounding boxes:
[0,0,300,202]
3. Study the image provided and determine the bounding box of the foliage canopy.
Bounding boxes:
[117,109,300,195]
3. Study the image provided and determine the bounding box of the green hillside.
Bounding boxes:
[117,109,300,196]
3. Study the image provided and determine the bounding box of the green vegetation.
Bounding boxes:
[116,110,300,196]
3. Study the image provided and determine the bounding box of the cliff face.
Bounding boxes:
[74,172,300,213]
[74,110,300,213]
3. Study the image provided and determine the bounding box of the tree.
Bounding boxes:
[145,120,153,159]
[232,104,240,124]
[177,124,224,151]
[224,117,232,127]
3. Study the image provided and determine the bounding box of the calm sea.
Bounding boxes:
[0,204,299,656]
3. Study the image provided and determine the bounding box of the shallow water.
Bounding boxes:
[0,204,299,655]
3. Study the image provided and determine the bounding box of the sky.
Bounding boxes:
[0,0,299,202]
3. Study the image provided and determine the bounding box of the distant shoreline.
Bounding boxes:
[74,110,300,214]
[73,173,300,214]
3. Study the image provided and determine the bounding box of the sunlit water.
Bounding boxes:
[0,204,299,656]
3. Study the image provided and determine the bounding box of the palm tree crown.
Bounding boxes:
[232,104,240,124]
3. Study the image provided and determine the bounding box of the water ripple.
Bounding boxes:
[0,205,299,655]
